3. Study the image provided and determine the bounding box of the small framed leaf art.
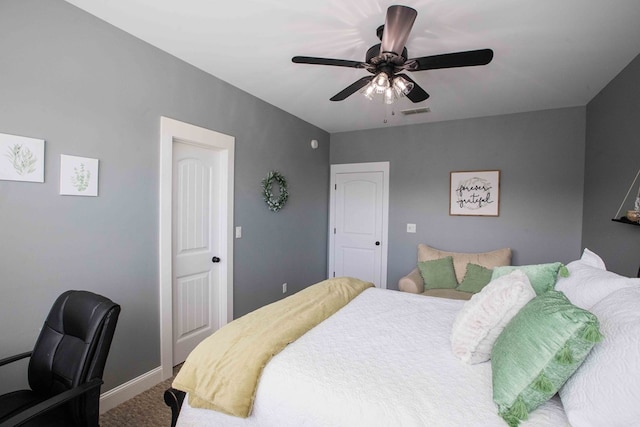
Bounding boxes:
[0,132,45,183]
[60,154,99,196]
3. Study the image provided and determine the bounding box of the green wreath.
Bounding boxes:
[262,170,289,212]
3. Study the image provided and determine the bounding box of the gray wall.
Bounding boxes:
[330,107,587,289]
[582,53,640,276]
[0,0,329,393]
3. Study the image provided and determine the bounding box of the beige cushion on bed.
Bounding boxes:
[417,244,512,283]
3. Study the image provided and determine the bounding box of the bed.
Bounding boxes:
[164,249,640,427]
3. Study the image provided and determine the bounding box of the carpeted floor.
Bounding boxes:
[100,365,181,427]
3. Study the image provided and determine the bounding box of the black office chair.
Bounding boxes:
[0,290,120,427]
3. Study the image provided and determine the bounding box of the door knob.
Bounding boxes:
[375,241,380,246]
[212,256,221,263]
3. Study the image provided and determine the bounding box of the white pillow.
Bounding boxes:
[450,270,536,364]
[555,258,640,310]
[559,286,640,427]
[579,248,607,269]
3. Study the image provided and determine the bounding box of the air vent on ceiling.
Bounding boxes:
[400,107,431,116]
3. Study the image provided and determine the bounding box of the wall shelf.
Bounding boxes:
[612,217,640,226]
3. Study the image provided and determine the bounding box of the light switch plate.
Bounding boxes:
[235,226,242,238]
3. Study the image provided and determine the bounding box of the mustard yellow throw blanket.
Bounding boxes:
[172,277,373,418]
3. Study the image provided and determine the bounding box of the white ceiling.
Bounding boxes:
[64,0,640,133]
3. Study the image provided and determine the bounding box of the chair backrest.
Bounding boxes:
[27,290,120,420]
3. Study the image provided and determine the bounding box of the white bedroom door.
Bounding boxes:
[329,162,389,288]
[172,141,222,364]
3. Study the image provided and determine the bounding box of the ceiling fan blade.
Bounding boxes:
[292,56,366,69]
[380,5,417,56]
[396,74,429,103]
[330,76,373,101]
[407,49,494,71]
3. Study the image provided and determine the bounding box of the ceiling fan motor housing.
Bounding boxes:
[366,44,408,68]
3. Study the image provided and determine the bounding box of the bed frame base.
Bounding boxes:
[164,387,186,427]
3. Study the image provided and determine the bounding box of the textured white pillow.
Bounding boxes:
[555,258,640,310]
[560,286,640,427]
[450,270,536,364]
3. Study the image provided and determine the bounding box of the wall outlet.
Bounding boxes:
[235,226,242,238]
[282,283,287,293]
[407,223,417,233]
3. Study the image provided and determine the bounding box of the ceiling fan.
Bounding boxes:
[292,5,493,104]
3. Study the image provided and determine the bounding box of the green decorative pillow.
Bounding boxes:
[491,262,568,295]
[456,263,493,293]
[417,256,458,290]
[491,291,602,427]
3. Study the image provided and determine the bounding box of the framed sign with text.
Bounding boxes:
[450,170,500,216]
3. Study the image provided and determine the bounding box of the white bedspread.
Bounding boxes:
[177,288,569,426]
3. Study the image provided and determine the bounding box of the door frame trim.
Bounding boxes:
[328,162,389,289]
[159,117,235,380]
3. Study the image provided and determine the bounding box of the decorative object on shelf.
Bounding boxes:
[60,154,99,197]
[0,132,45,183]
[612,167,640,225]
[450,170,500,217]
[628,210,640,223]
[262,170,288,212]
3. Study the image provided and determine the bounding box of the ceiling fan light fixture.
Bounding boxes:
[361,83,376,100]
[393,75,414,96]
[367,75,415,104]
[373,72,390,93]
[384,87,396,104]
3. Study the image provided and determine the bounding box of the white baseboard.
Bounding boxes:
[99,366,164,413]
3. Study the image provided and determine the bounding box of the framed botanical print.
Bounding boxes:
[60,154,99,196]
[0,133,45,183]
